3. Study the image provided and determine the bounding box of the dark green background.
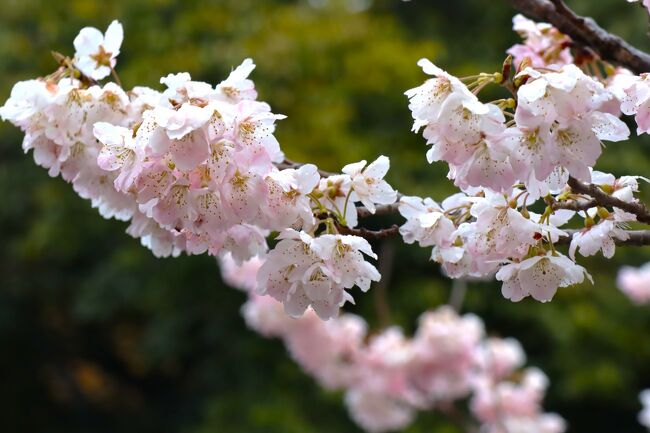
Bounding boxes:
[1,0,650,431]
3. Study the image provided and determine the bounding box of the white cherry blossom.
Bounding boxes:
[496,252,592,302]
[73,20,123,80]
[342,155,397,214]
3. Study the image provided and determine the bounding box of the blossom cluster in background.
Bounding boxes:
[222,254,565,433]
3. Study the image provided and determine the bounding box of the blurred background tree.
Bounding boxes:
[1,0,650,432]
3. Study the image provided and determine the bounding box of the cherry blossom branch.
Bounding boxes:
[558,229,650,245]
[506,0,650,73]
[550,197,598,212]
[277,158,402,218]
[337,224,401,239]
[357,202,401,219]
[567,176,650,224]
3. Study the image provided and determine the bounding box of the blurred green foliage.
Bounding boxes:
[1,0,650,432]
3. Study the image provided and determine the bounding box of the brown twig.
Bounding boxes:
[337,224,401,240]
[551,198,598,212]
[357,202,401,219]
[556,229,650,245]
[506,0,650,73]
[567,176,650,224]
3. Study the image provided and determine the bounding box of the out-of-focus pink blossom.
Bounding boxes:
[618,263,650,305]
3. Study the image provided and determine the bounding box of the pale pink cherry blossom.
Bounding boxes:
[149,178,199,230]
[615,73,650,134]
[215,58,258,102]
[410,306,484,403]
[311,234,381,294]
[219,157,269,225]
[462,191,541,262]
[159,72,217,103]
[472,368,566,433]
[496,252,592,302]
[226,99,286,163]
[514,65,629,183]
[420,96,495,163]
[218,252,265,292]
[126,210,186,258]
[220,224,269,263]
[617,263,650,305]
[433,243,498,279]
[550,116,613,182]
[19,81,138,222]
[241,293,294,338]
[94,122,145,192]
[601,67,636,116]
[263,164,320,230]
[0,79,58,133]
[354,327,418,406]
[405,58,489,135]
[419,99,518,192]
[73,20,123,80]
[433,227,500,279]
[569,208,637,259]
[477,337,526,380]
[418,98,510,192]
[523,166,570,201]
[448,131,517,192]
[150,104,214,171]
[639,389,650,429]
[471,368,550,423]
[398,196,456,248]
[344,387,416,433]
[56,83,133,180]
[591,169,648,203]
[128,86,164,115]
[72,162,137,222]
[507,14,573,68]
[341,155,397,214]
[318,174,359,228]
[256,229,379,320]
[286,312,366,389]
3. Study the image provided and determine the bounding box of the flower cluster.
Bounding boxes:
[256,229,380,319]
[402,12,650,303]
[0,21,398,320]
[507,14,573,68]
[223,254,565,433]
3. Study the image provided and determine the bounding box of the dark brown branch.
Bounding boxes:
[357,202,401,219]
[506,0,650,73]
[567,176,650,224]
[557,229,650,245]
[337,224,401,240]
